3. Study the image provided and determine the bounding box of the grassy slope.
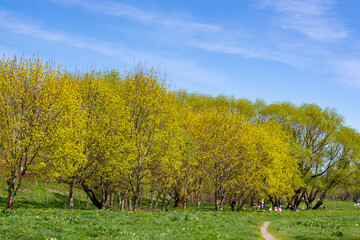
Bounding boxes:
[1,180,360,239]
[267,201,360,240]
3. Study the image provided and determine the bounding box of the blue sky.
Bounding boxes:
[1,0,360,131]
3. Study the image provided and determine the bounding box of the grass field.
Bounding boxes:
[1,181,360,239]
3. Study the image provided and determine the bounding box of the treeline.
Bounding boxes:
[0,57,359,211]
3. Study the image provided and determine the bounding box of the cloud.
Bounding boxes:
[185,36,314,69]
[49,0,154,23]
[334,60,360,87]
[47,0,220,33]
[0,9,225,90]
[187,40,259,58]
[42,0,359,90]
[45,0,313,68]
[260,0,347,41]
[0,10,130,56]
[2,1,359,92]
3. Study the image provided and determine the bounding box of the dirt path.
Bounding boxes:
[261,221,276,240]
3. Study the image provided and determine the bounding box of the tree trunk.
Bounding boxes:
[101,191,112,210]
[154,191,161,210]
[304,195,311,209]
[306,189,320,209]
[139,193,143,210]
[132,163,143,212]
[121,192,126,210]
[82,182,102,209]
[237,193,250,212]
[133,183,142,211]
[148,191,154,210]
[85,195,89,208]
[6,184,16,210]
[275,198,280,208]
[214,185,227,211]
[219,192,226,210]
[270,197,280,209]
[68,178,76,210]
[166,196,173,211]
[342,192,350,201]
[161,193,166,211]
[134,196,138,211]
[303,190,317,209]
[128,191,133,211]
[313,192,327,209]
[174,189,181,208]
[291,188,304,209]
[118,192,123,210]
[110,192,114,206]
[250,194,256,207]
[183,196,187,210]
[123,192,127,210]
[196,196,202,211]
[6,177,22,210]
[81,182,111,210]
[215,189,220,211]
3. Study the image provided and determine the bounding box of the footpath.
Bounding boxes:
[260,222,276,240]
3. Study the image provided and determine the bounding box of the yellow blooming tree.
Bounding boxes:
[0,57,78,210]
[120,67,180,211]
[77,72,131,210]
[235,121,299,209]
[187,107,246,211]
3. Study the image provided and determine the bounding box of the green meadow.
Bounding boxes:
[1,181,360,240]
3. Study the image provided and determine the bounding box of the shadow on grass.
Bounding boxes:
[0,192,94,210]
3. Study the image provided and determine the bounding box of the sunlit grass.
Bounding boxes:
[1,181,360,239]
[266,201,360,240]
[0,209,264,239]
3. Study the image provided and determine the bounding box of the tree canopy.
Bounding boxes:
[1,57,359,211]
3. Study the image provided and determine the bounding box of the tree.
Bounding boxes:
[121,67,179,211]
[77,72,131,210]
[259,103,359,209]
[41,74,85,210]
[312,126,360,209]
[176,92,299,211]
[187,107,246,211]
[226,121,299,210]
[0,57,78,210]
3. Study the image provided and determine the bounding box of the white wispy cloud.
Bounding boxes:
[2,1,359,91]
[0,9,225,90]
[47,0,220,33]
[45,0,314,68]
[186,39,312,68]
[334,60,360,87]
[260,0,347,41]
[47,0,360,91]
[0,10,129,56]
[49,0,154,23]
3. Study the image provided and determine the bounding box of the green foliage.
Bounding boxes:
[260,102,360,208]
